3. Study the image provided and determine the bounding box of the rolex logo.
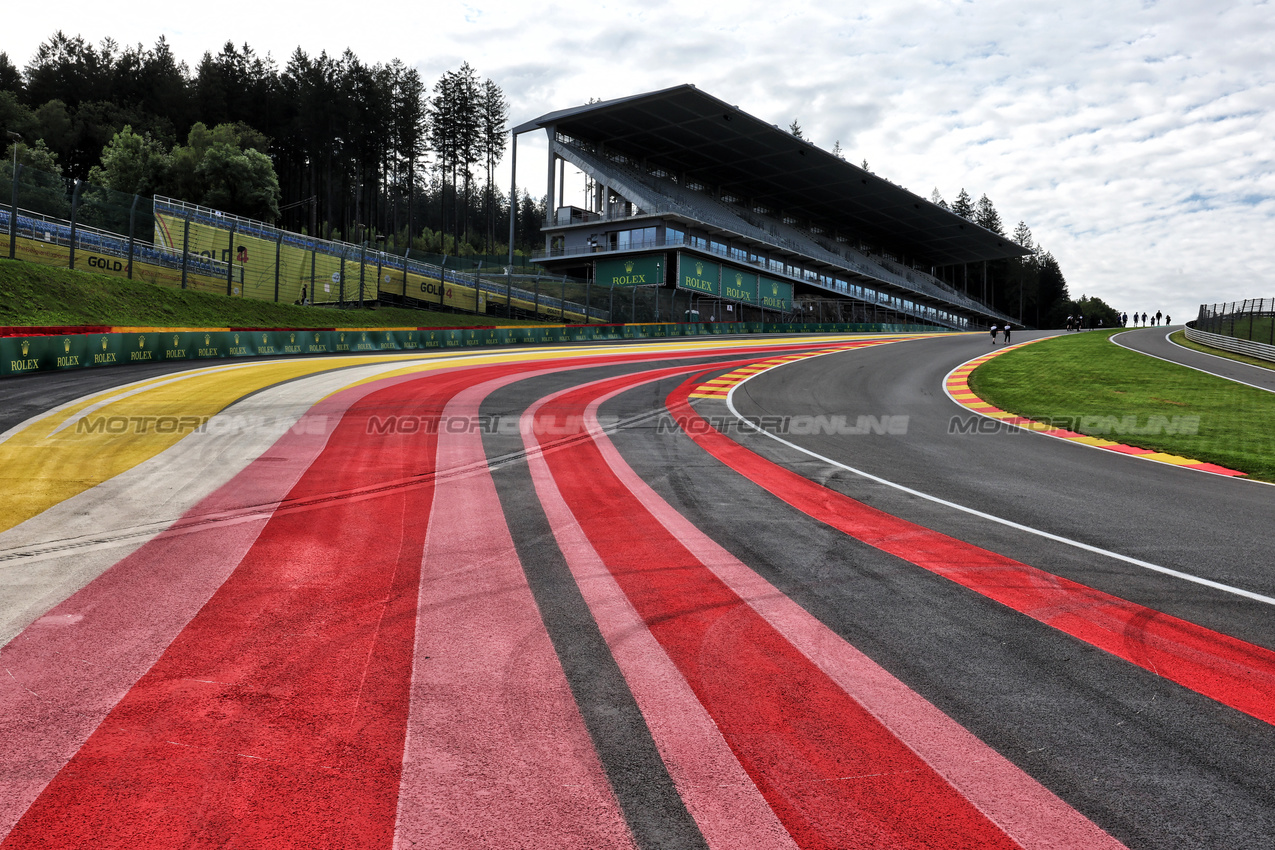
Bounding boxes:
[139,336,146,348]
[21,340,29,356]
[205,334,211,345]
[261,334,268,345]
[696,262,704,275]
[772,283,779,295]
[173,335,179,346]
[64,339,71,353]
[735,273,743,285]
[625,260,634,273]
[386,332,392,340]
[340,334,345,342]
[361,333,367,342]
[290,333,295,343]
[314,333,320,343]
[235,334,240,345]
[102,338,108,350]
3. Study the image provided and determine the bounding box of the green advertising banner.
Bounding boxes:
[722,268,758,303]
[678,254,721,296]
[760,277,794,311]
[596,254,663,287]
[2,321,952,378]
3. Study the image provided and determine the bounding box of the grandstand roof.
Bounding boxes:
[514,85,1027,266]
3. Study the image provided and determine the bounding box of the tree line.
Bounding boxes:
[927,187,1112,327]
[0,33,545,255]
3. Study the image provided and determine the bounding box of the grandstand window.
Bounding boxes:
[691,234,708,250]
[730,245,746,262]
[665,226,686,245]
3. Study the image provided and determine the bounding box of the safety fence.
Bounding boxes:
[1184,322,1275,364]
[1195,300,1275,344]
[0,321,945,379]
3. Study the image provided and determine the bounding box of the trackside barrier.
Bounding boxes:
[0,322,945,378]
[1183,321,1275,364]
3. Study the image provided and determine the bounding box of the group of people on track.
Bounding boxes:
[989,324,1013,345]
[1123,310,1170,327]
[1063,310,1171,332]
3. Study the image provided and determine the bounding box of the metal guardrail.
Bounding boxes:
[1184,321,1275,364]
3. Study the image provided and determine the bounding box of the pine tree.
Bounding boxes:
[789,119,804,140]
[974,194,1004,235]
[831,140,845,160]
[951,188,973,219]
[930,188,948,210]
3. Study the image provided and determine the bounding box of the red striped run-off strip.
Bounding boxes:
[668,374,1275,728]
[528,366,1124,849]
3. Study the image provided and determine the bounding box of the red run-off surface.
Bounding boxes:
[3,340,1270,848]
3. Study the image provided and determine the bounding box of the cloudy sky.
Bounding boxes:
[6,0,1273,322]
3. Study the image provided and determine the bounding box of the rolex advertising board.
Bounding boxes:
[760,277,794,311]
[678,253,721,296]
[723,269,758,303]
[596,255,662,287]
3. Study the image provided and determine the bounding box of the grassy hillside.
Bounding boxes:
[970,329,1275,481]
[0,259,541,330]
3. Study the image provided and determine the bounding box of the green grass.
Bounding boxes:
[1169,330,1275,372]
[968,329,1275,481]
[0,258,544,330]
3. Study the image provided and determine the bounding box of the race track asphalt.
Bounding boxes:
[1,330,1272,849]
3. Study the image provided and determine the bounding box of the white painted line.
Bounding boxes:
[723,355,1275,608]
[1108,329,1275,393]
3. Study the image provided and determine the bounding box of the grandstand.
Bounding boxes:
[513,85,1025,329]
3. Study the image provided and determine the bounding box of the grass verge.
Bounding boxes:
[1168,330,1275,372]
[968,329,1275,481]
[0,258,543,330]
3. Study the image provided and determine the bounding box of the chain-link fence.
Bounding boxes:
[1196,300,1275,344]
[2,164,236,290]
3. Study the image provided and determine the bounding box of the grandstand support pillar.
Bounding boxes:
[127,194,139,279]
[7,162,20,261]
[181,214,190,289]
[546,131,557,225]
[226,224,237,296]
[274,233,283,302]
[68,180,82,271]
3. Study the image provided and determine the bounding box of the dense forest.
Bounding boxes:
[0,33,545,255]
